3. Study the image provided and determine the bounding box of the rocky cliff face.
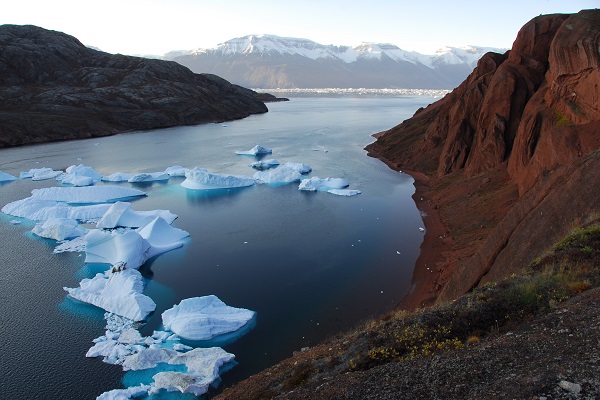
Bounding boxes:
[0,25,268,148]
[366,10,600,304]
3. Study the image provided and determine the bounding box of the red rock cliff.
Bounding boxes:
[366,10,600,306]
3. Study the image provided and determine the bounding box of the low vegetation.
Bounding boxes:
[346,221,599,372]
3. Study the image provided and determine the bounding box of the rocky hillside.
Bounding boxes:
[0,25,269,148]
[366,9,600,306]
[165,34,504,89]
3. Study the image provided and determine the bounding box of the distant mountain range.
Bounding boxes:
[161,35,507,89]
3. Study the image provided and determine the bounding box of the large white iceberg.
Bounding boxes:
[253,162,312,184]
[137,217,190,260]
[96,385,152,400]
[64,268,156,321]
[181,168,255,190]
[298,176,350,192]
[250,159,280,170]
[29,186,146,204]
[164,166,189,177]
[235,145,272,156]
[102,173,134,182]
[128,172,170,183]
[0,171,17,182]
[162,295,255,341]
[96,202,177,229]
[57,164,102,186]
[20,167,64,180]
[2,198,111,221]
[31,218,85,241]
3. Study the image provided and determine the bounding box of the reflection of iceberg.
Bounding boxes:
[298,176,349,191]
[162,295,255,341]
[250,159,279,170]
[128,172,170,183]
[181,168,255,190]
[97,202,177,229]
[0,171,17,182]
[32,218,85,241]
[28,186,146,204]
[235,145,272,156]
[64,268,156,321]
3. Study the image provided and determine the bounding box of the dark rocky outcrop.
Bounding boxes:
[0,25,269,148]
[366,10,600,305]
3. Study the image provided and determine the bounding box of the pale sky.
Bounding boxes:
[2,0,597,56]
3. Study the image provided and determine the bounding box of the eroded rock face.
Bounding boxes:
[0,25,268,147]
[366,10,600,303]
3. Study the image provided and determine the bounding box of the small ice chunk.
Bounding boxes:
[57,164,102,186]
[0,171,17,182]
[181,168,255,190]
[249,159,280,170]
[162,295,255,341]
[31,218,85,241]
[64,268,156,321]
[419,227,425,232]
[128,172,170,183]
[164,166,189,177]
[59,174,95,187]
[327,189,361,196]
[235,145,272,156]
[122,347,176,371]
[96,384,151,400]
[102,173,135,182]
[173,343,193,352]
[20,167,63,180]
[298,177,349,192]
[282,162,312,175]
[29,186,146,204]
[97,202,177,229]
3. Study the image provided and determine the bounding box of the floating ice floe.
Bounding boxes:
[96,202,177,229]
[96,385,152,400]
[2,199,111,222]
[249,159,280,170]
[20,167,64,180]
[0,171,17,182]
[65,268,156,321]
[162,295,256,341]
[181,168,255,190]
[327,189,362,196]
[235,145,272,156]
[57,164,102,186]
[128,172,170,183]
[101,173,134,182]
[298,177,350,191]
[164,165,189,177]
[253,162,312,184]
[31,218,85,241]
[28,186,146,204]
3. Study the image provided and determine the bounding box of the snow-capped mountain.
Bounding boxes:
[163,34,506,89]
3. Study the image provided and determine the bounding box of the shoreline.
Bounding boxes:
[366,148,451,310]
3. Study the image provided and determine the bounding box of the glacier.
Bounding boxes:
[181,167,255,190]
[162,295,256,341]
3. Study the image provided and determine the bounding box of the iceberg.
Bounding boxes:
[298,176,350,192]
[253,162,312,184]
[96,385,151,400]
[181,168,255,190]
[249,159,280,170]
[164,166,189,177]
[65,268,156,321]
[2,198,111,222]
[137,217,190,260]
[235,145,272,156]
[128,172,170,183]
[29,186,146,204]
[162,295,255,341]
[31,218,85,241]
[20,167,64,180]
[327,189,362,196]
[102,173,134,182]
[96,202,177,229]
[57,164,102,186]
[0,171,17,182]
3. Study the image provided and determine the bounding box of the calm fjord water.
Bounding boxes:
[0,95,435,399]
